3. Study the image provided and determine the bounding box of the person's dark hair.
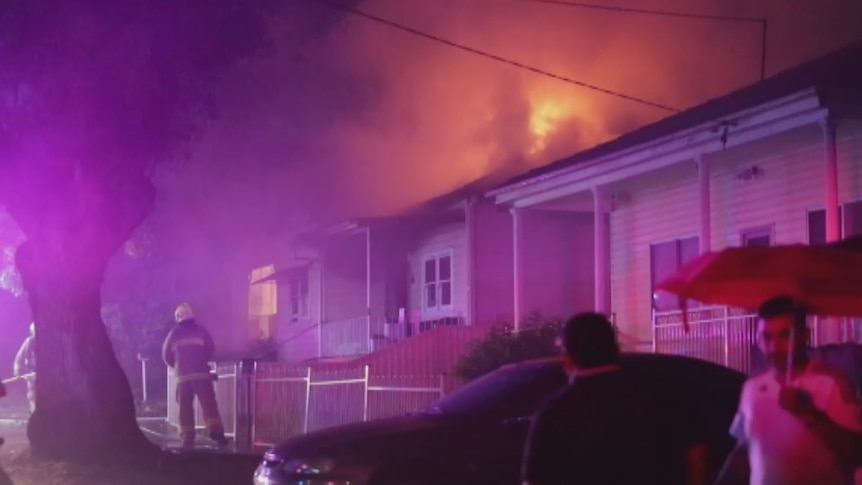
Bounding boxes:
[757,295,807,333]
[562,312,620,369]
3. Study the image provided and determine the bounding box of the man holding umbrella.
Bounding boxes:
[715,296,862,485]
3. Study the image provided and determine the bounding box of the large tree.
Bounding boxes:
[0,0,279,460]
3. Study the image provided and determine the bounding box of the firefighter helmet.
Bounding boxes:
[174,303,195,323]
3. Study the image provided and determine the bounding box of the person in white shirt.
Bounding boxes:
[714,296,862,485]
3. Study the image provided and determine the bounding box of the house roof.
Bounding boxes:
[250,261,312,284]
[498,38,862,189]
[297,171,512,242]
[406,171,513,214]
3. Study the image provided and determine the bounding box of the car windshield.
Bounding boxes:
[425,362,568,418]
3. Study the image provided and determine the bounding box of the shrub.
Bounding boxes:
[453,313,564,382]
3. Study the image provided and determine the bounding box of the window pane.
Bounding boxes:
[424,259,436,283]
[439,256,452,281]
[808,209,827,246]
[742,228,772,247]
[650,241,680,311]
[844,201,862,237]
[425,283,437,308]
[679,237,700,263]
[440,282,452,306]
[745,235,771,247]
[678,237,701,308]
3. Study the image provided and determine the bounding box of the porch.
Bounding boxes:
[653,305,862,373]
[489,82,858,346]
[316,312,465,359]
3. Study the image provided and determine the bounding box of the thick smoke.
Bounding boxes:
[179,0,861,225]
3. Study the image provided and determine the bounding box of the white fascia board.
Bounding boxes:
[511,105,829,208]
[322,221,363,235]
[489,88,821,205]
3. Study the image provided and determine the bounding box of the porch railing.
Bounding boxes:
[319,313,465,359]
[653,305,862,373]
[320,316,371,358]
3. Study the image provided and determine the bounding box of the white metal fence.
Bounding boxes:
[166,362,238,438]
[165,361,446,449]
[653,305,862,373]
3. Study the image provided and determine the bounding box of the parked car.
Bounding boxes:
[253,352,745,485]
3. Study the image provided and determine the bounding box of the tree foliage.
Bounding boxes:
[454,313,565,382]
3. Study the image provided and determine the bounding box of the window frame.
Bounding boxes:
[649,236,700,312]
[740,225,774,247]
[806,201,862,245]
[287,273,310,322]
[422,250,454,313]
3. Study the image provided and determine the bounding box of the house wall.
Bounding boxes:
[609,122,862,342]
[520,209,595,321]
[471,197,515,325]
[368,226,410,323]
[408,221,468,322]
[322,232,368,322]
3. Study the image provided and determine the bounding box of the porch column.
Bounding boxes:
[821,116,840,242]
[365,227,372,313]
[697,155,712,253]
[511,207,523,331]
[592,186,611,315]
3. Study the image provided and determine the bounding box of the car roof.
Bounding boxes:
[502,352,745,378]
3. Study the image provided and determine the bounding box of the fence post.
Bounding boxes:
[235,358,256,451]
[723,306,730,368]
[138,355,149,402]
[362,365,370,422]
[651,310,658,354]
[166,367,175,428]
[303,366,312,434]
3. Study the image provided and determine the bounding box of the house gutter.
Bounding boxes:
[487,88,822,205]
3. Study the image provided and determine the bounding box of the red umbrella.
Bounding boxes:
[657,243,862,326]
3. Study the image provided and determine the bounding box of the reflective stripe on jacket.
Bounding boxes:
[162,319,215,382]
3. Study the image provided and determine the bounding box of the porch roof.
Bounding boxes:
[490,39,862,205]
[250,261,312,284]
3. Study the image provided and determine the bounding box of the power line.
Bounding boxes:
[515,0,763,24]
[516,0,768,80]
[321,1,679,113]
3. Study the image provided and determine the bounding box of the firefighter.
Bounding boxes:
[162,303,229,449]
[13,322,36,413]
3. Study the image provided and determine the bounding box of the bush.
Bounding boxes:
[453,313,564,382]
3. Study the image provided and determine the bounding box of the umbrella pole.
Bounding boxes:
[785,326,795,385]
[681,298,690,334]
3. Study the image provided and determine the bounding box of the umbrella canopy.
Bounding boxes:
[657,243,862,319]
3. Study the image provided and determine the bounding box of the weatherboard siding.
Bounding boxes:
[609,123,862,343]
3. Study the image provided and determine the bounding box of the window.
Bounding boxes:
[742,226,773,247]
[844,201,862,237]
[423,252,453,311]
[288,275,309,321]
[650,237,699,312]
[807,202,862,245]
[248,264,278,341]
[249,265,278,317]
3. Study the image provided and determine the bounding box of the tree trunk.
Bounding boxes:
[16,240,158,461]
[6,171,159,462]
